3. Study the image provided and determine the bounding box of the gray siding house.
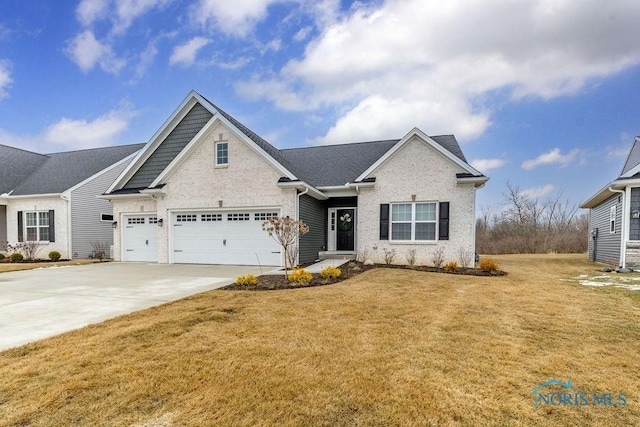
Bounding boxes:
[581,136,640,268]
[0,144,143,259]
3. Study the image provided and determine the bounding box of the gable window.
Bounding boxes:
[25,211,50,242]
[610,205,616,233]
[215,142,228,166]
[391,202,437,241]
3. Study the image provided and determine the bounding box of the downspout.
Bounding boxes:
[609,186,626,268]
[295,186,310,267]
[61,193,71,259]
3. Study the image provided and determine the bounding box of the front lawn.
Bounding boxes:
[0,254,638,426]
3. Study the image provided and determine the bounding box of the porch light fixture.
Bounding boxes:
[112,221,118,229]
[157,218,164,227]
[632,209,640,219]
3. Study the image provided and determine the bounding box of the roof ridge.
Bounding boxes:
[280,139,400,151]
[44,143,145,156]
[0,143,49,158]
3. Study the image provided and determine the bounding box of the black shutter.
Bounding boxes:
[380,204,389,240]
[17,211,23,242]
[439,202,449,240]
[48,210,55,242]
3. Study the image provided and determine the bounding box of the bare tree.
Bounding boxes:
[476,183,587,254]
[262,216,309,279]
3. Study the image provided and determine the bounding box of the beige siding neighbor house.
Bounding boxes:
[103,91,489,266]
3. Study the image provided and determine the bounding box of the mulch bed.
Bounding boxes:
[222,261,506,291]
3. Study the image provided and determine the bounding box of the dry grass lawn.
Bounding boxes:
[0,259,98,273]
[0,254,638,426]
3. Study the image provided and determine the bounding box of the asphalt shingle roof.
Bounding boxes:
[279,135,469,187]
[621,136,640,176]
[7,144,144,195]
[0,145,48,194]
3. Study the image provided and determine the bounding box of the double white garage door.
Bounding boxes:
[122,210,281,266]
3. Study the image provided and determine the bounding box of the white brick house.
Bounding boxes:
[103,91,488,266]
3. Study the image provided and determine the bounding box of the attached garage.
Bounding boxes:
[170,210,281,266]
[122,214,158,262]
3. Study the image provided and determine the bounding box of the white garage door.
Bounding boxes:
[122,215,158,262]
[171,210,281,266]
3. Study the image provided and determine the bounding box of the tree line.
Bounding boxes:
[476,182,588,254]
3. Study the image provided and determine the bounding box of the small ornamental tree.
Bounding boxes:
[262,216,309,279]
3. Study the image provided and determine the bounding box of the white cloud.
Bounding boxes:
[112,0,171,35]
[521,184,556,199]
[190,0,283,37]
[237,0,640,144]
[0,61,12,99]
[76,0,170,34]
[522,148,579,170]
[44,106,137,149]
[76,0,109,26]
[65,30,125,73]
[471,158,507,173]
[169,37,211,66]
[293,26,312,42]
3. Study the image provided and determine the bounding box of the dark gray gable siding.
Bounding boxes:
[629,187,640,240]
[588,193,622,265]
[299,194,327,264]
[124,103,213,189]
[0,205,6,244]
[70,159,132,258]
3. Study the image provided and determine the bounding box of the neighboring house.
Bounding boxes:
[0,144,144,259]
[581,136,640,268]
[102,90,489,266]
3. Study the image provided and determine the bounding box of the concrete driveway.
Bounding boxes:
[0,262,268,351]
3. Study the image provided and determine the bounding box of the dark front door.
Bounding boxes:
[336,208,355,251]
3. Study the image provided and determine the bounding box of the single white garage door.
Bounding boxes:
[171,210,281,266]
[122,215,158,262]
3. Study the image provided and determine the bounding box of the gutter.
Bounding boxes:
[276,180,327,200]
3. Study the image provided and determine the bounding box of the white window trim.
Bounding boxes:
[215,141,229,167]
[390,201,438,242]
[610,205,616,234]
[25,210,50,242]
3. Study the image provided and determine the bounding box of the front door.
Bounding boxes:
[336,208,355,251]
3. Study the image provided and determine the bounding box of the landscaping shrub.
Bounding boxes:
[0,253,4,261]
[10,253,23,263]
[478,257,499,272]
[383,248,396,265]
[444,261,459,272]
[431,247,446,269]
[288,268,312,285]
[48,251,61,262]
[320,266,341,279]
[235,274,258,286]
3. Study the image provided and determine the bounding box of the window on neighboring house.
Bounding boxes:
[215,142,228,166]
[25,211,50,241]
[101,213,114,222]
[391,202,437,241]
[610,205,616,233]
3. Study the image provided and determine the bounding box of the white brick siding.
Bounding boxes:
[112,121,297,263]
[357,135,478,266]
[5,197,70,258]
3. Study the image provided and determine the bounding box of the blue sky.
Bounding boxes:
[1,0,640,212]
